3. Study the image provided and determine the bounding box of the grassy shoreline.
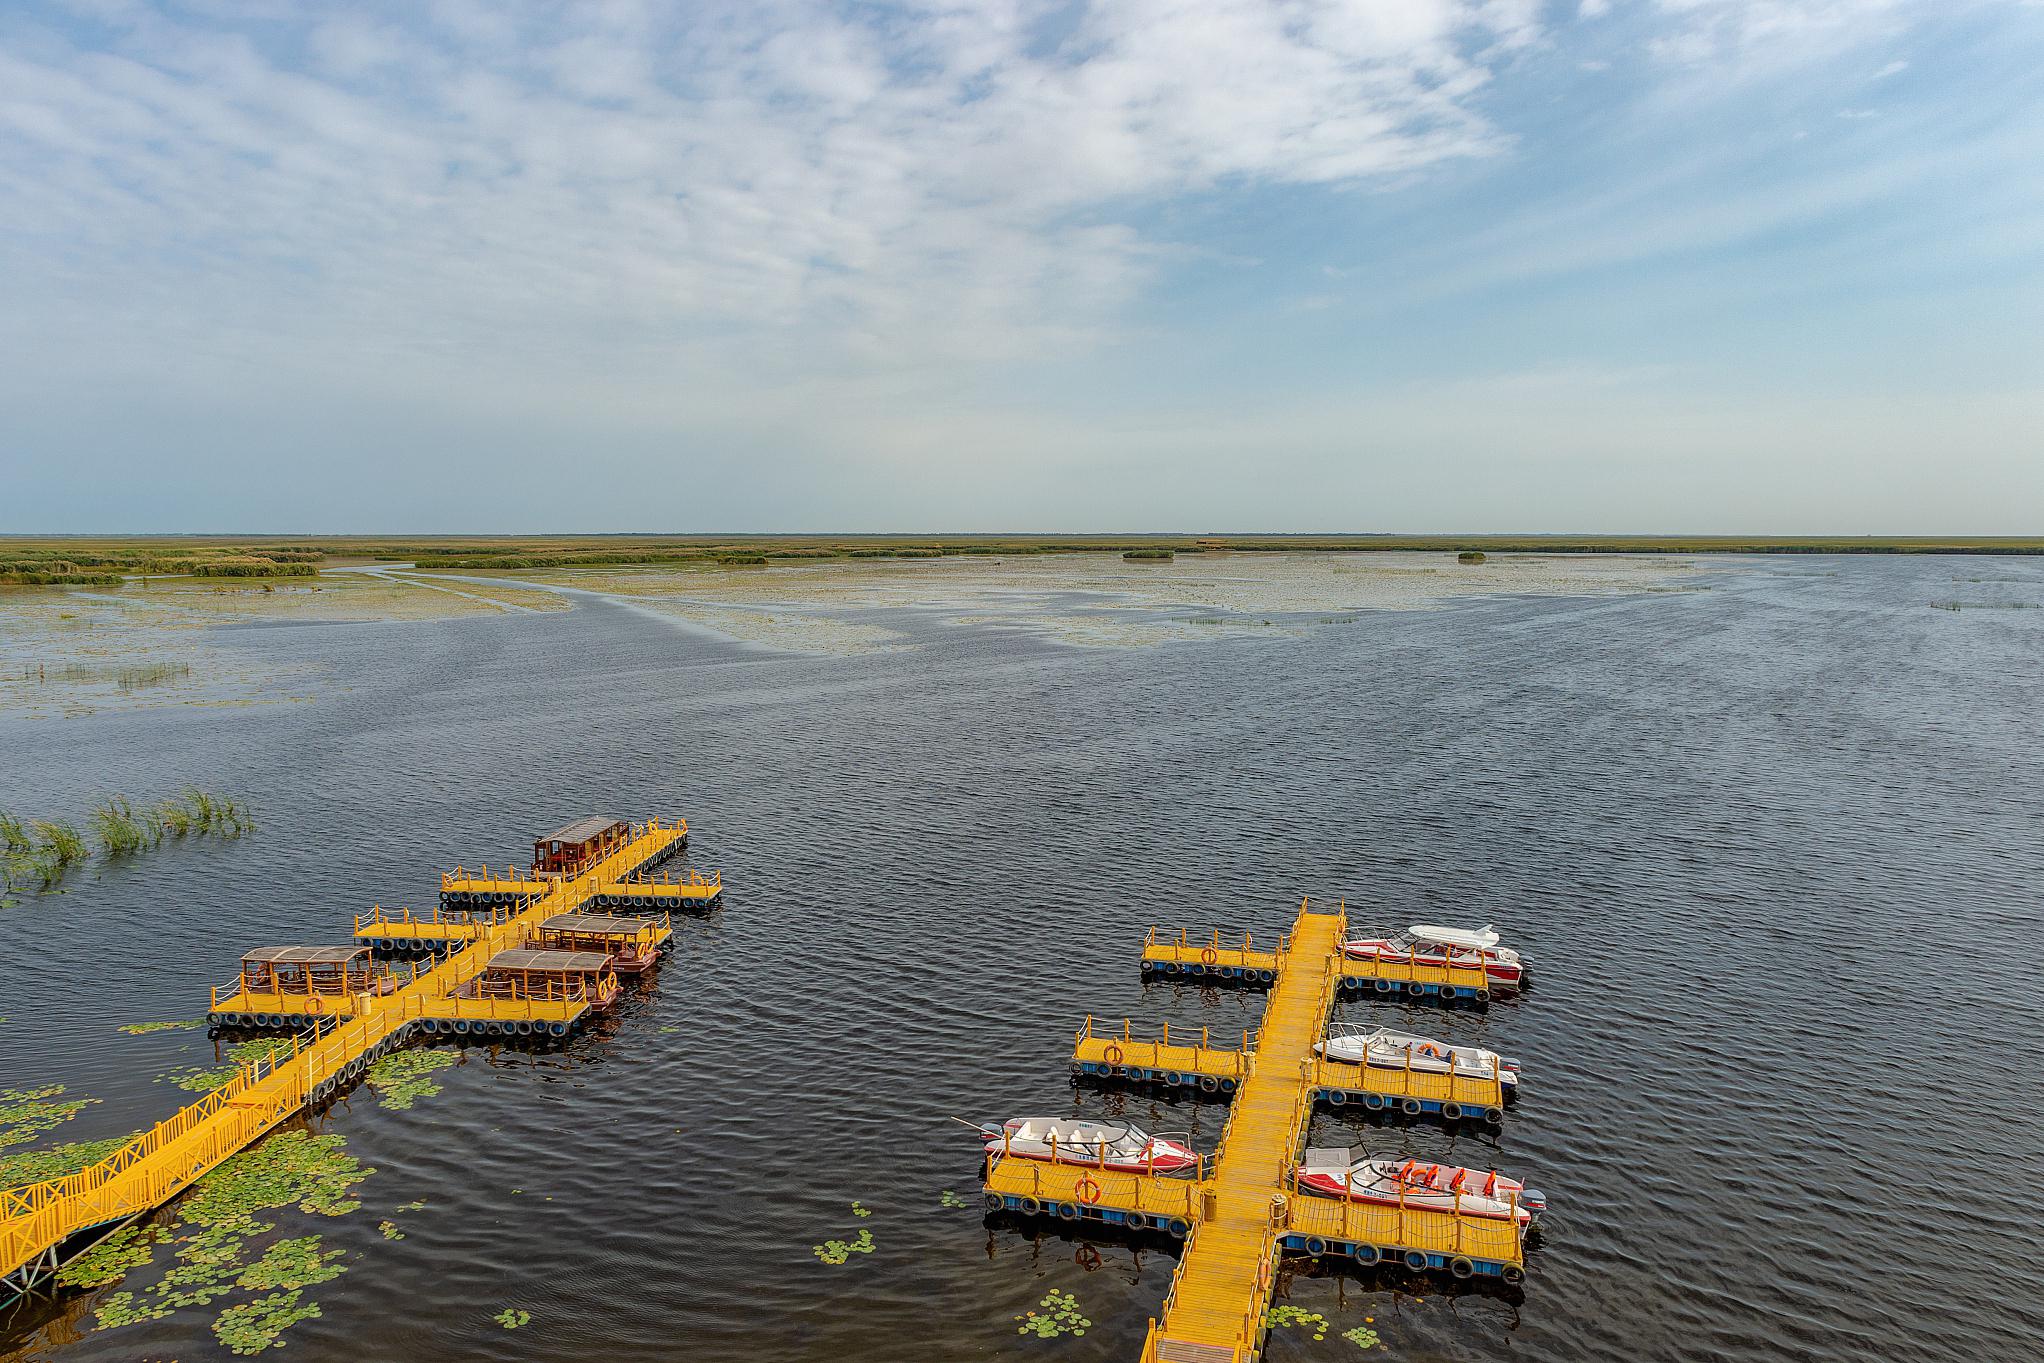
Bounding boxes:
[2,532,2040,580]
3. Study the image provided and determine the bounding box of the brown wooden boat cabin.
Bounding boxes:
[462,947,621,1008]
[238,945,383,998]
[533,817,630,877]
[529,912,667,975]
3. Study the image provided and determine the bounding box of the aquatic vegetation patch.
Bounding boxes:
[57,1225,170,1288]
[1267,1304,1330,1340]
[165,1036,297,1093]
[84,1134,367,1351]
[236,1235,347,1291]
[365,1048,459,1110]
[495,1307,532,1329]
[181,1131,372,1229]
[92,796,151,855]
[214,1289,322,1355]
[0,1134,131,1188]
[850,1200,871,1218]
[1014,1290,1090,1338]
[0,1084,97,1149]
[119,1018,207,1035]
[1,792,251,893]
[1343,1323,1384,1349]
[812,1228,875,1265]
[939,1189,969,1209]
[378,1220,405,1240]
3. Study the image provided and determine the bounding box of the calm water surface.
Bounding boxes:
[3,557,2041,1362]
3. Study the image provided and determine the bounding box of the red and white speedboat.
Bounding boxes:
[1342,924,1527,991]
[1314,1026,1521,1092]
[1296,1150,1546,1223]
[980,1118,1199,1174]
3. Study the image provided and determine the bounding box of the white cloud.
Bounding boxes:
[0,0,1534,383]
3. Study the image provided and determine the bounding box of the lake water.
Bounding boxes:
[3,555,2041,1362]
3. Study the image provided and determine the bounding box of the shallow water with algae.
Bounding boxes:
[3,555,2042,1361]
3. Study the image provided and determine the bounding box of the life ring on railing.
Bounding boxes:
[1074,1177,1102,1205]
[1200,946,1218,966]
[1102,1043,1124,1065]
[306,997,322,1015]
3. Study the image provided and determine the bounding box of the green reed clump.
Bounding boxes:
[1123,548,1175,560]
[150,789,253,840]
[0,811,30,854]
[93,797,152,856]
[1458,549,1487,564]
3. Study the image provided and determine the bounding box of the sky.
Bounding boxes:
[1,0,2041,534]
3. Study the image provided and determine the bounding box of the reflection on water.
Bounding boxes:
[3,555,2042,1362]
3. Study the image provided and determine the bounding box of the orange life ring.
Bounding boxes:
[1102,1043,1125,1065]
[306,997,322,1015]
[1074,1176,1102,1205]
[1200,946,1218,966]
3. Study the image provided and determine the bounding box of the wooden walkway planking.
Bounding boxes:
[1,822,685,1297]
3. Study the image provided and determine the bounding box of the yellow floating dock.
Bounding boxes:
[986,899,1529,1363]
[1,818,691,1303]
[1072,1016,1506,1123]
[353,903,513,950]
[1141,921,1497,1003]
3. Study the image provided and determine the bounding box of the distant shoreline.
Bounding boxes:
[3,533,2041,580]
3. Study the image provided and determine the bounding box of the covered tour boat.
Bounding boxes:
[979,1118,1198,1174]
[1296,1149,1546,1223]
[1341,924,1527,990]
[1314,1026,1521,1091]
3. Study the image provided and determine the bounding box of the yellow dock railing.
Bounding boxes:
[2,820,688,1296]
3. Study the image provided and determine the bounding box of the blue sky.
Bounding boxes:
[2,0,2040,533]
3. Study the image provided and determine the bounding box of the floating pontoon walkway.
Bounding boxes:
[1140,924,1495,1003]
[1,819,688,1303]
[987,899,1526,1363]
[1071,1017,1506,1124]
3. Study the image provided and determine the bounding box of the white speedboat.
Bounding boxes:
[1296,1150,1546,1223]
[1342,924,1528,990]
[1314,1026,1520,1091]
[979,1117,1199,1174]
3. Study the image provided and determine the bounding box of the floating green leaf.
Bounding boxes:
[165,1037,295,1093]
[812,1228,875,1265]
[0,1084,96,1149]
[494,1307,532,1329]
[213,1289,320,1355]
[58,1225,170,1288]
[118,1019,206,1035]
[364,1048,458,1110]
[1267,1304,1330,1341]
[1014,1289,1090,1339]
[939,1189,969,1209]
[378,1220,404,1240]
[0,1134,130,1189]
[1343,1324,1384,1350]
[237,1236,346,1291]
